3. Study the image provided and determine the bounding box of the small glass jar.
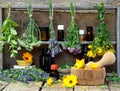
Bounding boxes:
[50,64,59,80]
[57,25,64,41]
[39,27,50,41]
[79,30,85,41]
[85,26,94,41]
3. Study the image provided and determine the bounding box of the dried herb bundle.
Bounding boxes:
[18,1,41,51]
[62,3,81,55]
[0,3,21,58]
[48,0,62,57]
[87,3,115,58]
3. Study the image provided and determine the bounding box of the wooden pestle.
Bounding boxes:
[86,52,116,69]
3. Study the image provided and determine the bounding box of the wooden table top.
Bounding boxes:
[0,81,120,91]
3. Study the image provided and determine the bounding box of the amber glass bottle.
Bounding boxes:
[39,48,52,73]
[57,25,64,41]
[39,27,50,41]
[85,26,93,41]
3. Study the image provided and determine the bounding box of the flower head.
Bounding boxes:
[47,77,54,86]
[22,52,33,62]
[62,74,77,88]
[74,59,85,69]
[90,62,99,69]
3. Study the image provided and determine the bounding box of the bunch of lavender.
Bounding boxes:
[48,0,62,57]
[48,39,62,57]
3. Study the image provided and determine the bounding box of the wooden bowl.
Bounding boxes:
[71,67,106,85]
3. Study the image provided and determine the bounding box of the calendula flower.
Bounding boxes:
[62,74,77,88]
[90,62,99,69]
[47,77,54,86]
[22,52,33,62]
[74,59,85,69]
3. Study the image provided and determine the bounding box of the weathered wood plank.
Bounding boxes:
[74,85,109,91]
[41,83,73,91]
[0,81,9,90]
[109,84,120,91]
[2,81,43,91]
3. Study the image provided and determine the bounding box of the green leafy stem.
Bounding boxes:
[0,3,21,58]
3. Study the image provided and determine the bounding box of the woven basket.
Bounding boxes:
[16,60,32,66]
[71,67,106,85]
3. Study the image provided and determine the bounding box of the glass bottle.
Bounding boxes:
[50,64,59,80]
[85,26,94,41]
[79,30,85,42]
[39,48,52,73]
[39,27,50,41]
[57,25,64,41]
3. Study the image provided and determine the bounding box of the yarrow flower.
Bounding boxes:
[62,74,77,88]
[22,52,33,62]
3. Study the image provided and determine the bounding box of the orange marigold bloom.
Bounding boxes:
[22,52,33,62]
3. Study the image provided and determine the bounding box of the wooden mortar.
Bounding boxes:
[71,67,106,85]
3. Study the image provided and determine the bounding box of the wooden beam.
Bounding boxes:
[0,7,3,69]
[116,6,120,76]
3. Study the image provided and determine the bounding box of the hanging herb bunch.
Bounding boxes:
[47,0,62,57]
[87,3,115,58]
[18,0,41,51]
[62,3,81,55]
[0,3,21,58]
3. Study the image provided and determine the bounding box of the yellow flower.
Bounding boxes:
[47,77,54,85]
[87,50,96,58]
[88,45,92,49]
[106,49,115,53]
[22,52,33,62]
[74,59,85,69]
[62,74,77,88]
[97,47,103,56]
[90,62,99,69]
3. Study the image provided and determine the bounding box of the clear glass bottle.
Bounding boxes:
[79,30,85,42]
[85,26,94,41]
[50,64,59,80]
[57,25,64,41]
